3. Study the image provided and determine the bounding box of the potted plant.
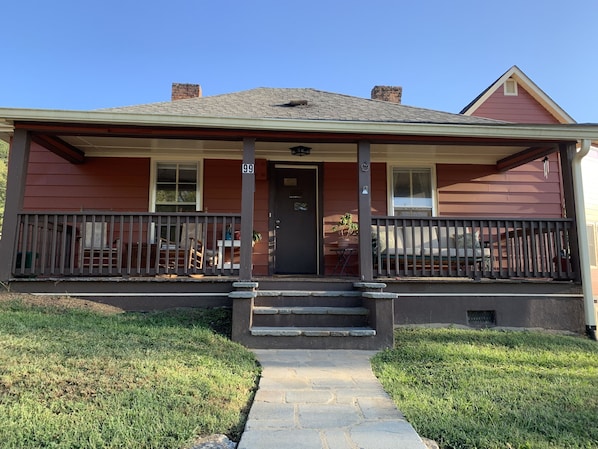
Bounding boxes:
[252,230,262,247]
[332,213,358,247]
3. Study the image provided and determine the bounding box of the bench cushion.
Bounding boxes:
[371,225,403,254]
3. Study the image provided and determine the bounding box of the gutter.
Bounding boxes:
[573,139,597,340]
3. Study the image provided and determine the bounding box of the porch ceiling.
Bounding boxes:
[60,135,531,165]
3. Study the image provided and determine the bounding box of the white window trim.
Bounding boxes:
[386,164,437,216]
[504,78,518,96]
[149,159,203,212]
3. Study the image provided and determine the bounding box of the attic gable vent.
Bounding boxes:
[504,78,518,96]
[286,99,308,106]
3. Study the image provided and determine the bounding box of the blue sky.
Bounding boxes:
[2,0,597,122]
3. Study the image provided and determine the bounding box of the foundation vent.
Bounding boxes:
[467,310,496,328]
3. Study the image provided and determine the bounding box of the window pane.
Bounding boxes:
[156,184,177,203]
[157,165,177,183]
[393,171,411,199]
[178,183,197,203]
[411,170,431,199]
[179,166,197,183]
[155,205,178,212]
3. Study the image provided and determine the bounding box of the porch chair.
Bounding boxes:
[158,222,217,273]
[81,221,121,271]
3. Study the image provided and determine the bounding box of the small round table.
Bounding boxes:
[332,247,357,276]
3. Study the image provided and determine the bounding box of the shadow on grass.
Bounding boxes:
[0,299,260,448]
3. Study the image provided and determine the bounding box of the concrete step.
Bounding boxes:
[255,290,363,308]
[252,305,370,327]
[253,306,369,315]
[250,326,376,337]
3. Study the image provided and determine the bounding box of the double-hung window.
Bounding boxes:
[155,163,198,212]
[390,167,434,217]
[153,162,199,242]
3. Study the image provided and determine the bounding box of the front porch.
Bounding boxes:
[6,211,585,348]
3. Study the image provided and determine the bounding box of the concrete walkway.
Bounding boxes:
[237,350,427,449]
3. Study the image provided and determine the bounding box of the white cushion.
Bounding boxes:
[372,225,404,254]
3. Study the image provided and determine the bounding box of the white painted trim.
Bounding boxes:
[395,292,583,298]
[30,292,230,297]
[504,78,518,96]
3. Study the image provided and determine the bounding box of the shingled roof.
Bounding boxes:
[102,87,502,125]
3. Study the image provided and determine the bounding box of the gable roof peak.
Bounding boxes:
[461,65,575,124]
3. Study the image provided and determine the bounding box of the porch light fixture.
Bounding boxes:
[290,145,311,156]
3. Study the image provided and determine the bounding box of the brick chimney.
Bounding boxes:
[171,83,202,101]
[371,85,402,104]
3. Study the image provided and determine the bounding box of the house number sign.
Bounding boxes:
[242,163,254,174]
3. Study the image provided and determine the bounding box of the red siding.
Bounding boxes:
[471,85,561,124]
[23,143,150,211]
[463,79,565,219]
[323,162,386,227]
[436,155,563,218]
[322,162,386,273]
[203,159,269,275]
[203,159,242,212]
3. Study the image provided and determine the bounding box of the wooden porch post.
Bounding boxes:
[357,140,373,281]
[239,137,256,281]
[0,129,31,282]
[559,143,581,282]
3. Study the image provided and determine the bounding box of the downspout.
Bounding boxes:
[572,139,597,340]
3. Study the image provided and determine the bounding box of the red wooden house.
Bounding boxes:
[0,70,596,349]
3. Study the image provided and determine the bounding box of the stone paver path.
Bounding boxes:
[237,349,426,449]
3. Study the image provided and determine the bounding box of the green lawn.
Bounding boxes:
[0,296,260,449]
[372,328,598,449]
[4,296,597,449]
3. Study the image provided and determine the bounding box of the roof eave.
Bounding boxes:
[0,107,597,143]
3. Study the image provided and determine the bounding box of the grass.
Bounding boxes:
[372,328,598,449]
[0,295,260,449]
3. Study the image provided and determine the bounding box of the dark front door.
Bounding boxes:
[272,165,319,274]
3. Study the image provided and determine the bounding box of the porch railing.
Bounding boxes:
[11,213,577,281]
[371,217,576,280]
[12,212,242,278]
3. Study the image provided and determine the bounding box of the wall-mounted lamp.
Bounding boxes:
[290,145,311,157]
